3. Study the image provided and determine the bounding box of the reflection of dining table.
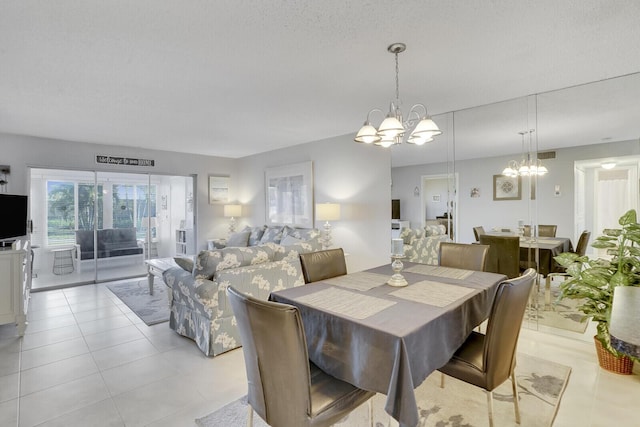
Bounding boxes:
[519,236,572,276]
[270,263,506,427]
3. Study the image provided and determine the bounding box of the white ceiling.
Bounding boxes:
[2,1,640,165]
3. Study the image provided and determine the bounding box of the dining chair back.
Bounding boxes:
[473,226,485,242]
[523,224,557,237]
[439,242,489,271]
[438,268,537,427]
[479,235,521,278]
[299,248,347,283]
[538,224,558,237]
[575,230,591,256]
[227,286,374,427]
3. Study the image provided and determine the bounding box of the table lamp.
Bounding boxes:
[224,204,242,234]
[316,203,341,250]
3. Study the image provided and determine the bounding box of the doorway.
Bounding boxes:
[574,155,640,256]
[421,173,458,240]
[29,168,195,290]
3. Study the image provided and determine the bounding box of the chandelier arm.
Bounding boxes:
[405,104,428,127]
[365,108,385,124]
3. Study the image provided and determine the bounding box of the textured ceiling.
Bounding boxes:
[2,1,640,165]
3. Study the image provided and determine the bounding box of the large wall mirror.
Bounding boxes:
[391,71,640,335]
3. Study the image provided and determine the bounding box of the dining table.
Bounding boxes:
[270,263,506,427]
[519,236,572,276]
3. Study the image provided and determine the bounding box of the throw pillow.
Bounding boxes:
[226,231,250,247]
[174,256,194,273]
[242,225,267,246]
[259,225,284,244]
[280,234,302,246]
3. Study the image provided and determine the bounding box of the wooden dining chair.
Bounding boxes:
[439,242,489,271]
[478,235,521,278]
[299,248,347,283]
[438,268,537,427]
[473,226,485,242]
[227,286,375,427]
[538,225,558,237]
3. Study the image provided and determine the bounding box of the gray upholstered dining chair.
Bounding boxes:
[299,248,347,283]
[478,235,521,278]
[227,286,375,427]
[438,268,537,427]
[473,226,486,242]
[439,242,489,271]
[523,224,557,237]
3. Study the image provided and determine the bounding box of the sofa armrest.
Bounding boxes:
[214,258,305,317]
[163,267,219,315]
[406,234,451,264]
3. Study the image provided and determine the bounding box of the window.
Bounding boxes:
[47,181,75,245]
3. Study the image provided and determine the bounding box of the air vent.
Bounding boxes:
[537,151,556,160]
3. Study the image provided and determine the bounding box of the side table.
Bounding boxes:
[52,247,75,275]
[145,257,179,295]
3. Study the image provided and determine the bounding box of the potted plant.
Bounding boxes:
[555,209,640,373]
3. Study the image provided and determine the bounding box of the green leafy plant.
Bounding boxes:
[555,209,640,358]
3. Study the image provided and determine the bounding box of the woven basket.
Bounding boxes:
[594,336,634,375]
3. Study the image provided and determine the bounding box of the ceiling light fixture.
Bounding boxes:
[502,130,549,177]
[354,43,442,147]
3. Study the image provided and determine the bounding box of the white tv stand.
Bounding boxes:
[0,238,31,335]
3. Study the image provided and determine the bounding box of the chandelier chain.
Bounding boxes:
[395,51,400,101]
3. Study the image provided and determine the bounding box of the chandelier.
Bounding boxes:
[502,130,549,177]
[354,43,442,148]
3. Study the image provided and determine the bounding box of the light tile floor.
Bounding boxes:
[0,281,638,426]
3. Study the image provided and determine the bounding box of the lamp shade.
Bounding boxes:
[354,124,381,144]
[316,203,341,221]
[410,117,442,139]
[224,204,242,218]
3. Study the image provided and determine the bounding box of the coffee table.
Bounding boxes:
[145,257,178,295]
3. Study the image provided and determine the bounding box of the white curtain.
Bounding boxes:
[596,169,630,237]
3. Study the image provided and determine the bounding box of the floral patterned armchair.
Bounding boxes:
[399,224,451,265]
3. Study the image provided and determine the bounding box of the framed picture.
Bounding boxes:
[470,187,480,198]
[432,194,441,202]
[265,161,313,228]
[493,175,521,201]
[209,175,229,204]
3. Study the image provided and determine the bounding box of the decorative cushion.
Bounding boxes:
[284,227,321,241]
[259,226,284,244]
[242,225,267,246]
[424,224,447,236]
[273,237,323,261]
[174,256,194,273]
[398,227,424,245]
[193,245,276,280]
[226,231,250,247]
[280,234,302,246]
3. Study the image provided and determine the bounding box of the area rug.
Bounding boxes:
[107,278,170,326]
[532,278,589,334]
[196,353,571,427]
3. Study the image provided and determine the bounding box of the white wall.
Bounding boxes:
[0,132,237,251]
[237,134,391,273]
[392,139,640,244]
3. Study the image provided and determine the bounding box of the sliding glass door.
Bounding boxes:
[30,168,195,290]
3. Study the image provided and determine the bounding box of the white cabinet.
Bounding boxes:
[0,238,31,335]
[391,220,410,239]
[175,229,195,255]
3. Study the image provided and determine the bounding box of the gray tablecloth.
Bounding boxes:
[270,263,506,427]
[519,236,572,276]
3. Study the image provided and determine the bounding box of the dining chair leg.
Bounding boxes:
[440,372,445,388]
[511,370,521,424]
[486,390,495,427]
[368,398,373,427]
[247,405,253,427]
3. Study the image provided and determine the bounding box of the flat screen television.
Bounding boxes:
[391,199,400,220]
[0,194,28,241]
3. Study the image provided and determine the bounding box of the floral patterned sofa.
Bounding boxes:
[399,224,451,265]
[163,232,321,356]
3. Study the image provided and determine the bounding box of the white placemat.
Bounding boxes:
[405,264,474,280]
[296,287,396,319]
[322,271,389,291]
[390,280,475,307]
